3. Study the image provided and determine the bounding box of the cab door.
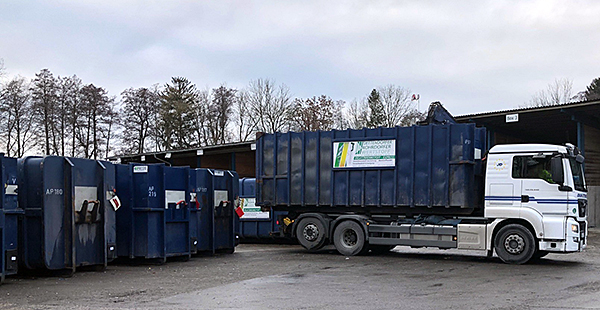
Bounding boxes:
[514,155,567,239]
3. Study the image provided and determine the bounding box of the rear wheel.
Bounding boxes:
[333,220,367,256]
[494,224,536,264]
[296,217,327,252]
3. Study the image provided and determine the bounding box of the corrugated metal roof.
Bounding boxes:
[110,140,255,160]
[456,99,600,120]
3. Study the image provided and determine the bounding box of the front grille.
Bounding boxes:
[579,199,587,217]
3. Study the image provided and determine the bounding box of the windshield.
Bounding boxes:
[569,158,586,192]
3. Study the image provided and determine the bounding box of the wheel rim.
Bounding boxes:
[342,229,358,247]
[303,223,319,242]
[504,234,525,254]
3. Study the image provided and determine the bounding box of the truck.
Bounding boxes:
[255,103,587,264]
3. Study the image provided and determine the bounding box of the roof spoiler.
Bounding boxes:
[418,102,456,125]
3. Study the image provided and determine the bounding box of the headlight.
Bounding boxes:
[571,224,579,233]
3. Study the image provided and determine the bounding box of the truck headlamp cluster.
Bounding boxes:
[571,224,579,233]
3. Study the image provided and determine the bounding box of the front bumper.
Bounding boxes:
[539,218,587,252]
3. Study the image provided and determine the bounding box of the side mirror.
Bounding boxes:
[551,156,564,185]
[576,154,585,164]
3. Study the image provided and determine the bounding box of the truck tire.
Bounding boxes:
[494,224,536,264]
[296,217,327,252]
[333,220,367,256]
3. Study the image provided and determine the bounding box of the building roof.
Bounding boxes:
[109,140,255,161]
[456,99,600,120]
[455,99,600,146]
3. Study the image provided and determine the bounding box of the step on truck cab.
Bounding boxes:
[256,104,587,264]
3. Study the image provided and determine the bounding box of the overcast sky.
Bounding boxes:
[1,0,599,116]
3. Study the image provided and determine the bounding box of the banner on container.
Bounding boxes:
[333,140,396,168]
[239,197,270,219]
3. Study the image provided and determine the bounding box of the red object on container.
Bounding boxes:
[235,206,245,218]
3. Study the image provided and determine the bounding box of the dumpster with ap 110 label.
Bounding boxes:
[237,178,286,241]
[190,169,238,254]
[115,164,192,262]
[18,156,119,274]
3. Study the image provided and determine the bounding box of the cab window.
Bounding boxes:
[512,155,555,183]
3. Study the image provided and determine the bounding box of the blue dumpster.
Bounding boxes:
[256,124,486,216]
[190,169,238,254]
[2,155,21,279]
[237,178,286,240]
[115,164,192,262]
[18,156,118,274]
[0,188,3,284]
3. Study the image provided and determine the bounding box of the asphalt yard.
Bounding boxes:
[1,230,600,310]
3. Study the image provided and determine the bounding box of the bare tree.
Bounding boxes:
[102,99,119,158]
[525,78,573,107]
[54,75,82,156]
[346,98,369,129]
[58,75,84,157]
[246,78,293,134]
[0,76,36,156]
[208,85,235,145]
[192,88,211,147]
[30,69,58,155]
[232,89,259,142]
[378,84,415,127]
[399,109,426,126]
[121,86,160,154]
[290,95,342,131]
[78,84,113,159]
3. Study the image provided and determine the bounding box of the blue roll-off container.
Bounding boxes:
[237,178,286,240]
[115,164,191,262]
[18,157,118,274]
[2,155,22,279]
[0,169,3,283]
[256,124,487,215]
[189,169,238,254]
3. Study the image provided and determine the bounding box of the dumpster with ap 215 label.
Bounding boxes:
[18,156,119,274]
[115,164,192,262]
[190,169,238,254]
[237,178,287,241]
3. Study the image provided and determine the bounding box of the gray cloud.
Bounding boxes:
[1,0,599,115]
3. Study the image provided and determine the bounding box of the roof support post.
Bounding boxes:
[231,152,236,171]
[486,128,495,150]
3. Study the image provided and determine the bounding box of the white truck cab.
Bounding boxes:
[485,143,587,263]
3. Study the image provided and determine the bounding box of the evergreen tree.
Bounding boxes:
[158,77,199,150]
[366,89,385,128]
[585,77,600,101]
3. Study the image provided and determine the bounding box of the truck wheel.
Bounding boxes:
[494,224,536,264]
[296,217,327,252]
[333,220,366,256]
